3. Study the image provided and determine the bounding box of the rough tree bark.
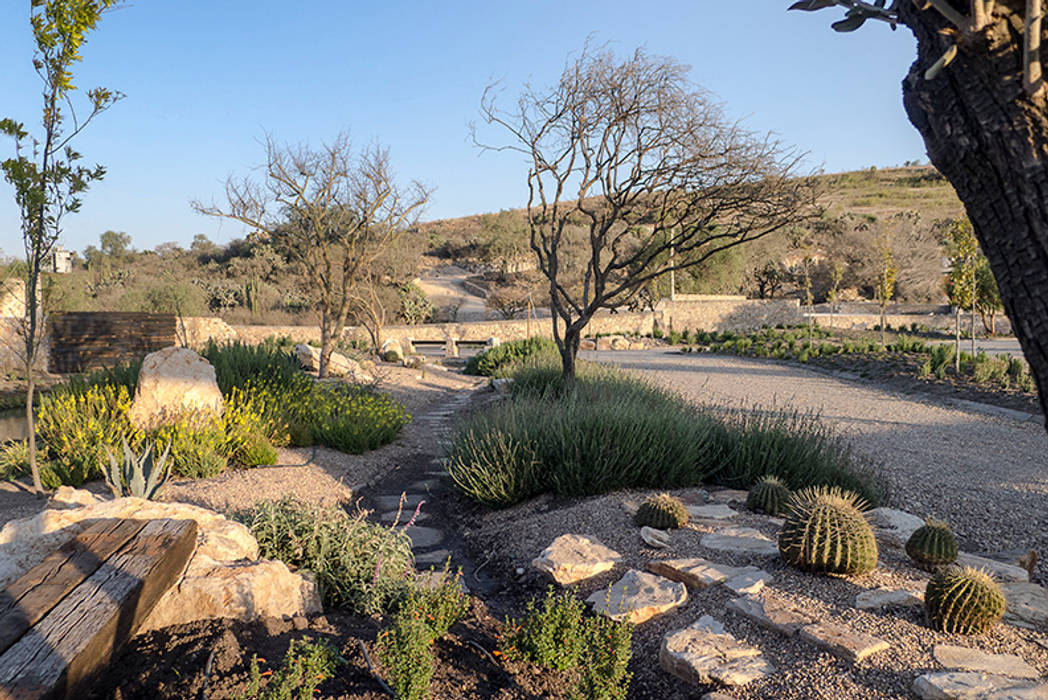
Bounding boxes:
[900,2,1048,423]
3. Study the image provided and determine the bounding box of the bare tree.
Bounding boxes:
[194,135,430,376]
[477,46,815,380]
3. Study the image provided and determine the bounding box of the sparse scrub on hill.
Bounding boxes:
[447,358,881,507]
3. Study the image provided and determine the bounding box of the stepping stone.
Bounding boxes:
[686,504,737,520]
[1000,582,1048,629]
[855,588,923,610]
[933,644,1038,679]
[648,557,760,589]
[372,493,427,512]
[531,534,622,585]
[724,570,772,596]
[660,615,775,688]
[378,510,430,526]
[708,489,749,504]
[640,527,671,548]
[727,594,814,636]
[867,507,923,547]
[405,526,444,549]
[913,672,1048,700]
[413,549,453,567]
[587,569,687,623]
[957,552,1030,583]
[701,527,778,557]
[408,478,446,492]
[798,621,889,662]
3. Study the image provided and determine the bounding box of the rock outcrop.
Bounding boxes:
[127,347,224,430]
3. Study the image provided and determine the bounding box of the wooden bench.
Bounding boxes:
[0,518,197,700]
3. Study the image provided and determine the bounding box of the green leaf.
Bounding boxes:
[788,0,839,10]
[831,13,868,31]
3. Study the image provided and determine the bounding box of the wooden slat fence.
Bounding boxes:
[48,312,176,374]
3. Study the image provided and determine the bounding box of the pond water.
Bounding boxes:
[0,409,29,442]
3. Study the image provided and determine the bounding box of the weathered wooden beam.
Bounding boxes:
[0,518,197,700]
[0,519,147,657]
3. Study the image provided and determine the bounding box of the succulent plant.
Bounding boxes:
[906,518,958,570]
[105,437,172,500]
[925,566,1005,635]
[747,475,792,516]
[634,493,689,529]
[778,486,878,576]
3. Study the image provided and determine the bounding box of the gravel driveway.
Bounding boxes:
[585,349,1048,574]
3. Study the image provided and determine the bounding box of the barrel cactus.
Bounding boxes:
[747,475,792,516]
[634,493,689,529]
[925,567,1005,634]
[778,486,878,576]
[906,518,958,570]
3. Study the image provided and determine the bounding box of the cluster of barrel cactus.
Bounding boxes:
[747,475,792,516]
[925,567,1006,634]
[906,519,958,571]
[634,493,689,529]
[778,486,878,576]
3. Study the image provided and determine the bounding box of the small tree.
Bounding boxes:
[1,0,122,494]
[974,257,1003,335]
[946,217,979,368]
[873,227,897,349]
[477,45,813,380]
[194,135,430,376]
[826,261,844,328]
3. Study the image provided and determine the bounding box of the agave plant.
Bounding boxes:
[105,437,172,500]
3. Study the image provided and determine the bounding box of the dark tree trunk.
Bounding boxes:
[560,324,582,384]
[900,3,1048,425]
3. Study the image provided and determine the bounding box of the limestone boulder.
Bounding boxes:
[661,615,775,687]
[587,569,687,623]
[867,507,923,547]
[128,346,224,430]
[531,534,622,585]
[0,488,320,631]
[380,338,404,363]
[579,339,597,351]
[294,344,374,382]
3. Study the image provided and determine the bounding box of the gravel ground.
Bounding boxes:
[586,349,1048,578]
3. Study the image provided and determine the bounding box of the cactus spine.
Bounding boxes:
[925,567,1005,634]
[747,475,792,516]
[778,486,878,576]
[905,518,958,570]
[634,493,689,529]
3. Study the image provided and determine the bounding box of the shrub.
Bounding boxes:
[634,493,689,529]
[501,588,588,671]
[235,497,414,614]
[376,605,435,700]
[237,639,343,700]
[925,567,1005,634]
[408,563,469,641]
[778,486,878,576]
[153,416,229,478]
[464,336,558,377]
[303,384,411,453]
[201,339,302,396]
[574,614,633,700]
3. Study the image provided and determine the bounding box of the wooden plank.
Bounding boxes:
[0,518,198,700]
[0,520,147,657]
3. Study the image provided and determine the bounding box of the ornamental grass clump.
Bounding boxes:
[925,566,1005,635]
[778,486,878,576]
[235,496,414,614]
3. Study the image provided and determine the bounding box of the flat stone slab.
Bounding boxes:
[640,527,671,549]
[413,549,452,567]
[724,570,772,596]
[686,504,737,520]
[914,672,1048,700]
[647,557,760,589]
[378,510,430,526]
[588,569,687,623]
[1000,582,1048,630]
[708,489,749,504]
[798,621,889,662]
[660,615,775,688]
[405,526,444,549]
[933,645,1038,679]
[855,588,923,610]
[958,552,1030,583]
[372,493,427,512]
[727,594,814,636]
[701,527,778,557]
[532,534,622,585]
[867,507,923,547]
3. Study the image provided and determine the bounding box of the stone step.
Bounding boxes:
[378,510,430,526]
[371,493,427,512]
[405,526,445,549]
[414,549,453,567]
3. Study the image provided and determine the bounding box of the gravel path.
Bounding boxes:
[585,349,1048,578]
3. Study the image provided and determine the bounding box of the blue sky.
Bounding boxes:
[0,0,924,256]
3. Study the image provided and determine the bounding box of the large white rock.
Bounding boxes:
[294,343,373,382]
[913,672,1048,700]
[957,552,1030,583]
[128,346,224,430]
[867,507,924,547]
[587,569,687,623]
[647,557,760,590]
[932,645,1038,679]
[0,488,320,632]
[661,615,775,687]
[380,338,404,363]
[1000,582,1048,630]
[531,534,622,585]
[701,527,779,557]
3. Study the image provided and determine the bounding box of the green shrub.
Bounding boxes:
[201,339,302,395]
[573,614,633,700]
[464,337,558,377]
[501,588,588,671]
[303,384,411,453]
[235,497,415,614]
[153,417,229,478]
[409,564,469,641]
[376,604,435,700]
[66,357,143,396]
[237,639,343,700]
